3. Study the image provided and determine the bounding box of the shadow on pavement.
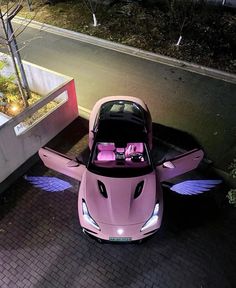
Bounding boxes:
[153,123,202,151]
[151,122,203,165]
[162,185,227,233]
[46,116,89,155]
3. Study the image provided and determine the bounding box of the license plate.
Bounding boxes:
[109,237,132,242]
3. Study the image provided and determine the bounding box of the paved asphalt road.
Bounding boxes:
[1,22,236,170]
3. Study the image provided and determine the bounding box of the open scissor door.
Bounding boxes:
[39,147,85,181]
[156,149,204,182]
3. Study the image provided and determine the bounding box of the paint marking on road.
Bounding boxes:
[14,17,236,84]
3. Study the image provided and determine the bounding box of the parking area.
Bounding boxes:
[0,118,236,288]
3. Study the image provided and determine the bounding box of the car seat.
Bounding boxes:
[125,143,144,157]
[97,143,115,161]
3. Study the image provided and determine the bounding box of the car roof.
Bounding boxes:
[96,100,148,145]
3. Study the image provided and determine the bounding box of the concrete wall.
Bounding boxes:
[0,112,11,126]
[0,53,78,186]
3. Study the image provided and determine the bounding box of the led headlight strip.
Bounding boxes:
[141,203,159,232]
[82,200,100,230]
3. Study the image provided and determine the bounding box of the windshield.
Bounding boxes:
[88,142,153,177]
[95,100,148,145]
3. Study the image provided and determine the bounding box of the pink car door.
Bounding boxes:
[39,147,86,181]
[156,149,204,182]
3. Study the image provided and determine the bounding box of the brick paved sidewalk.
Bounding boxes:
[0,118,236,288]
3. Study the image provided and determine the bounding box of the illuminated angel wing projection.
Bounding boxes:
[167,179,222,195]
[24,176,72,192]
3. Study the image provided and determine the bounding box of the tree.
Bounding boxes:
[0,1,32,107]
[82,0,100,27]
[167,0,199,45]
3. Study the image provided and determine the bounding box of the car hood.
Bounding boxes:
[83,170,159,225]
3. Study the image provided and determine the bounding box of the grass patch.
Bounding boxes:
[0,59,58,120]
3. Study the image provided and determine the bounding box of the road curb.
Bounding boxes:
[78,105,90,120]
[14,16,236,84]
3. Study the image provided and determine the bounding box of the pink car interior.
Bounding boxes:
[125,143,144,157]
[95,142,145,163]
[116,147,125,153]
[97,151,116,161]
[97,143,115,151]
[97,143,116,161]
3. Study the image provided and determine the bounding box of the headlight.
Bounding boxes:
[141,203,159,232]
[82,200,100,230]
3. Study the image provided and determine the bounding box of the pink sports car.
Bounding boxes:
[36,96,220,243]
